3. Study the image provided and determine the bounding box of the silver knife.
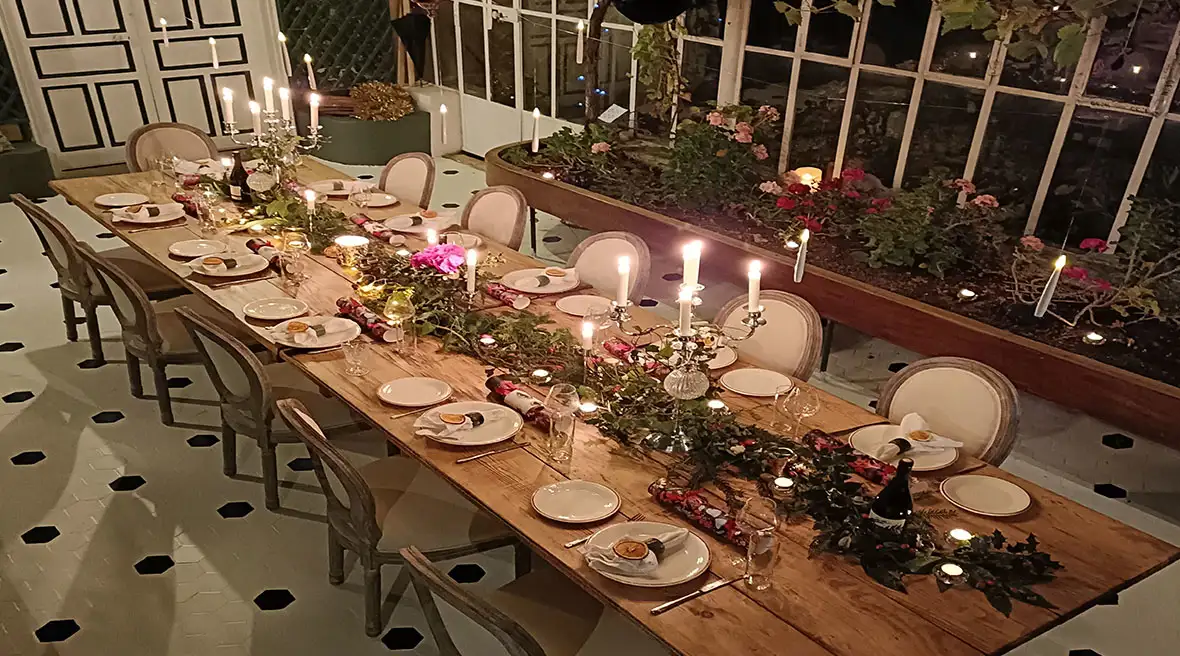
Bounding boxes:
[455,442,527,463]
[650,575,744,615]
[564,534,593,549]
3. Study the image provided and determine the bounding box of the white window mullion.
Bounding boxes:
[482,2,493,101]
[716,0,751,105]
[959,35,1009,184]
[892,9,941,187]
[1106,21,1180,246]
[512,2,524,113]
[832,0,873,174]
[778,1,812,173]
[430,18,441,86]
[1024,17,1106,235]
[549,8,557,118]
[629,27,639,128]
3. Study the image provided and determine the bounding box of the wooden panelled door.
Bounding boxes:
[0,0,281,171]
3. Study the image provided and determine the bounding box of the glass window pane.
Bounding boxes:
[682,40,721,108]
[522,0,553,11]
[930,28,989,78]
[845,72,913,179]
[903,82,983,186]
[741,52,792,164]
[791,61,848,173]
[556,18,584,121]
[458,3,487,97]
[1036,110,1150,243]
[1086,7,1177,106]
[1140,120,1180,198]
[1000,50,1074,96]
[522,16,552,113]
[685,1,727,40]
[604,4,633,25]
[807,1,855,57]
[558,0,588,19]
[595,26,633,112]
[862,0,929,70]
[488,17,515,106]
[747,1,798,50]
[434,1,459,88]
[975,94,1062,232]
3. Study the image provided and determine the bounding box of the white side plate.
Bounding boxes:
[940,475,1032,517]
[377,377,453,407]
[95,193,150,207]
[415,401,524,447]
[243,298,309,321]
[532,480,620,524]
[501,268,580,295]
[169,240,226,258]
[719,368,793,397]
[367,193,398,207]
[848,425,958,472]
[555,294,611,317]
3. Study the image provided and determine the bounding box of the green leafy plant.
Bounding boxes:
[633,23,688,125]
[664,105,780,209]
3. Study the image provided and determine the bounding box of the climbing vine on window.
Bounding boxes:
[633,23,688,124]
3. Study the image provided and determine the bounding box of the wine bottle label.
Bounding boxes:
[868,510,907,531]
[230,185,243,201]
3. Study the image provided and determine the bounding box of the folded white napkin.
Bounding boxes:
[187,254,261,275]
[272,317,356,346]
[874,413,964,460]
[112,203,183,223]
[583,529,688,577]
[521,269,577,291]
[173,160,201,175]
[414,408,510,441]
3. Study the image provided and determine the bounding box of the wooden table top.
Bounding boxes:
[52,162,1180,656]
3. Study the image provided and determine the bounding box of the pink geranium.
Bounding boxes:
[1020,235,1045,251]
[1079,237,1109,253]
[787,183,811,195]
[590,141,611,154]
[841,168,865,182]
[844,190,861,199]
[871,197,892,209]
[970,194,999,208]
[949,178,977,194]
[410,243,466,274]
[707,111,725,126]
[776,197,797,210]
[759,180,783,195]
[733,131,753,144]
[1091,278,1113,291]
[752,144,769,160]
[1062,266,1089,281]
[758,105,780,122]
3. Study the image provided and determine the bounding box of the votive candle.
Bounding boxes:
[678,286,694,334]
[1034,254,1067,318]
[794,228,810,283]
[748,260,762,312]
[304,54,317,90]
[616,256,630,306]
[262,77,275,113]
[221,88,234,126]
[209,38,219,69]
[466,249,478,294]
[682,240,702,289]
[249,101,262,133]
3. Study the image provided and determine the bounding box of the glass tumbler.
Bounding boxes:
[544,383,579,462]
[736,497,780,591]
[342,338,370,376]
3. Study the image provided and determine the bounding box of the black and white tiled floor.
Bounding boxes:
[1,155,1178,655]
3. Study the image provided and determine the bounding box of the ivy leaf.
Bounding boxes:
[902,555,942,574]
[863,561,907,592]
[1006,36,1046,61]
[1007,586,1056,609]
[941,11,976,33]
[970,3,998,29]
[785,7,803,24]
[834,0,862,20]
[1054,23,1087,68]
[984,587,1014,616]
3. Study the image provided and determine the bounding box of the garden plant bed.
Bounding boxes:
[488,144,1180,449]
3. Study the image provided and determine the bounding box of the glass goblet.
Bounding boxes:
[382,289,417,352]
[733,496,780,591]
[544,383,580,462]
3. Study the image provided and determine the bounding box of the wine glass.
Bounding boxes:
[776,385,821,434]
[543,384,579,462]
[382,289,417,352]
[732,496,780,591]
[348,185,373,210]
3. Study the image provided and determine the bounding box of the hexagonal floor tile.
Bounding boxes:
[542,235,562,243]
[35,619,80,643]
[1096,592,1119,605]
[109,475,146,492]
[21,526,60,544]
[1101,433,1134,450]
[187,434,220,447]
[134,555,176,575]
[217,502,254,519]
[447,563,486,584]
[1068,650,1102,656]
[3,390,34,403]
[441,202,460,209]
[253,589,295,610]
[49,282,60,289]
[0,269,7,275]
[95,232,116,239]
[381,626,424,650]
[77,359,106,369]
[1093,483,1127,499]
[887,362,909,373]
[286,457,313,472]
[0,342,25,353]
[638,298,658,307]
[167,376,193,389]
[661,272,682,281]
[91,410,125,424]
[11,451,46,466]
[0,302,13,311]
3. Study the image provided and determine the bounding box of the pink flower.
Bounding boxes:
[758,105,780,122]
[410,243,466,274]
[970,194,999,209]
[733,131,753,144]
[776,197,797,210]
[1079,237,1109,253]
[841,168,865,182]
[1091,278,1113,291]
[590,141,611,154]
[735,121,753,134]
[950,178,977,194]
[871,197,892,209]
[707,111,725,126]
[1020,235,1045,251]
[1062,266,1089,281]
[864,207,879,215]
[752,144,769,160]
[803,217,823,233]
[759,180,783,195]
[844,190,861,199]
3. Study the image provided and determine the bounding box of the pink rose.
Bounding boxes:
[733,131,753,144]
[970,194,999,208]
[759,180,783,195]
[410,243,466,274]
[707,111,725,126]
[752,144,769,160]
[1079,237,1109,252]
[590,141,611,154]
[1062,266,1089,281]
[1020,235,1045,251]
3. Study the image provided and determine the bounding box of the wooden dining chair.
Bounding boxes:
[565,231,650,304]
[877,357,1021,465]
[176,307,362,510]
[460,185,528,250]
[714,290,823,380]
[400,546,670,656]
[125,122,218,172]
[13,195,187,365]
[378,152,436,208]
[276,399,528,638]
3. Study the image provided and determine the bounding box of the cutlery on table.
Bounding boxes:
[207,275,277,290]
[389,405,440,420]
[455,442,528,464]
[650,575,745,615]
[126,223,187,234]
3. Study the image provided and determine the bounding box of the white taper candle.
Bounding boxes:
[221,88,234,126]
[616,256,630,306]
[576,20,585,65]
[209,38,219,69]
[748,260,762,312]
[682,240,702,289]
[794,229,809,283]
[466,249,478,294]
[426,229,438,245]
[262,77,274,112]
[304,54,316,90]
[531,108,541,153]
[309,93,320,133]
[439,103,448,143]
[279,87,291,121]
[581,320,594,351]
[1034,254,1067,318]
[249,101,262,133]
[160,18,169,47]
[678,286,694,335]
[278,32,292,78]
[304,189,316,215]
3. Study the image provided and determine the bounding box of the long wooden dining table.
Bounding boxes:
[52,161,1180,656]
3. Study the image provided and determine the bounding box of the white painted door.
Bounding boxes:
[0,0,282,171]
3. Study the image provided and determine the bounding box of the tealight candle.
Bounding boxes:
[793,166,823,189]
[160,18,169,47]
[221,88,235,126]
[304,54,317,90]
[278,32,292,77]
[426,228,438,245]
[333,235,370,269]
[531,368,551,382]
[209,38,219,69]
[581,320,595,351]
[279,87,291,121]
[936,562,967,586]
[707,399,728,411]
[576,20,585,64]
[682,240,702,289]
[1083,331,1106,345]
[220,156,233,169]
[616,256,630,306]
[773,476,795,491]
[466,249,478,294]
[249,101,262,133]
[479,335,497,346]
[1034,254,1067,318]
[677,286,694,335]
[578,401,599,413]
[531,107,541,153]
[541,171,555,180]
[794,228,810,283]
[948,528,973,543]
[957,288,978,301]
[395,248,412,257]
[304,189,316,215]
[747,260,762,313]
[262,77,275,113]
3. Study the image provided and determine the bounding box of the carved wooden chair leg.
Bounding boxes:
[83,305,104,364]
[327,527,345,585]
[61,295,79,342]
[363,565,383,637]
[221,422,237,476]
[151,362,173,424]
[126,354,144,397]
[260,429,281,511]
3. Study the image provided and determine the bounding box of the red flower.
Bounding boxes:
[803,217,823,233]
[841,168,865,181]
[871,197,892,208]
[827,204,837,210]
[819,178,841,191]
[801,199,814,207]
[741,439,756,446]
[1091,278,1113,291]
[1079,237,1109,253]
[864,207,878,214]
[844,190,861,199]
[787,183,811,195]
[776,197,797,210]
[1062,266,1089,281]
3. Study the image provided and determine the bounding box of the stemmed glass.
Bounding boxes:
[382,289,417,352]
[348,185,373,210]
[544,384,579,462]
[732,496,780,591]
[775,385,821,434]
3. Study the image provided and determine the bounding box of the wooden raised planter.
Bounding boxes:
[488,144,1180,449]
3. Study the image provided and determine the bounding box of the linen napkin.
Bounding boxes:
[112,203,183,223]
[522,269,577,291]
[874,413,964,460]
[272,317,356,347]
[173,160,201,176]
[583,529,689,577]
[187,254,258,275]
[414,409,510,441]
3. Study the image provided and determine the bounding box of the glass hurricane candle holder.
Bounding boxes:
[333,235,370,274]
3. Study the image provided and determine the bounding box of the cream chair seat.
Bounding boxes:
[379,152,436,208]
[565,231,651,304]
[714,290,823,380]
[461,186,528,250]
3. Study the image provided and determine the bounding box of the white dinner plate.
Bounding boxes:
[243,298,309,321]
[501,268,580,295]
[309,179,369,196]
[415,401,524,447]
[441,232,482,248]
[940,475,1032,517]
[270,316,362,349]
[719,368,794,397]
[367,193,398,208]
[707,346,738,370]
[555,294,611,317]
[383,214,458,234]
[95,192,149,208]
[187,253,270,278]
[168,239,226,258]
[112,204,187,224]
[377,377,453,407]
[585,521,711,588]
[532,480,620,524]
[848,425,959,472]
